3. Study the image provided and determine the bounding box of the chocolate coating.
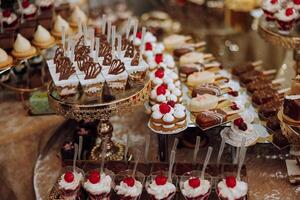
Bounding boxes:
[232,63,255,76]
[252,89,278,105]
[196,109,227,128]
[283,98,300,121]
[173,48,193,59]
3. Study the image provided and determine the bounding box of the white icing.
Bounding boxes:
[83,173,112,195]
[152,111,163,119]
[189,94,219,112]
[163,124,175,128]
[275,8,298,22]
[152,104,160,112]
[262,0,280,13]
[164,54,175,69]
[230,122,254,143]
[22,4,37,15]
[38,0,53,7]
[54,15,71,33]
[1,12,17,24]
[59,171,83,191]
[0,48,8,63]
[115,179,143,197]
[34,25,52,43]
[181,178,211,198]
[163,113,175,122]
[147,180,176,199]
[217,179,248,200]
[153,43,165,54]
[168,94,177,102]
[157,95,167,102]
[174,107,185,119]
[145,32,157,43]
[71,6,88,24]
[187,71,215,87]
[14,34,32,53]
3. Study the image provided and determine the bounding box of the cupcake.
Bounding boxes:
[217,176,248,200]
[0,48,13,69]
[180,172,212,200]
[51,15,72,38]
[146,173,177,200]
[20,0,37,19]
[69,6,88,28]
[275,7,298,34]
[261,0,280,21]
[37,0,54,30]
[32,25,56,49]
[149,67,180,89]
[1,9,19,30]
[58,168,84,200]
[83,169,114,200]
[11,34,37,59]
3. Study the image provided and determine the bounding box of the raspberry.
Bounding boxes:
[228,91,238,97]
[22,0,30,8]
[64,171,74,183]
[230,103,239,110]
[145,42,152,51]
[271,0,278,4]
[156,85,167,95]
[88,171,100,184]
[167,100,176,108]
[3,10,11,17]
[286,8,294,16]
[155,54,163,64]
[225,176,236,188]
[154,68,164,78]
[136,31,142,39]
[233,118,243,126]
[239,122,248,131]
[159,103,171,114]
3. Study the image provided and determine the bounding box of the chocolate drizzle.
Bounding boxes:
[99,44,111,57]
[103,52,112,66]
[84,61,102,80]
[54,47,64,65]
[57,57,75,80]
[75,36,91,62]
[121,37,128,51]
[124,40,134,58]
[108,59,125,75]
[131,51,140,66]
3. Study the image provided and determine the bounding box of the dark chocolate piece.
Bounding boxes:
[258,99,282,119]
[192,84,221,97]
[246,79,273,93]
[84,60,102,80]
[124,40,134,58]
[266,116,281,133]
[131,51,140,66]
[232,62,255,76]
[173,47,193,59]
[283,97,300,121]
[239,70,265,84]
[57,57,75,80]
[108,59,125,75]
[252,89,279,105]
[103,52,112,66]
[196,109,227,128]
[179,66,199,77]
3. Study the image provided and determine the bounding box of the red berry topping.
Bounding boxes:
[271,0,278,4]
[228,91,238,97]
[239,122,248,131]
[64,171,74,183]
[167,100,176,108]
[136,31,142,39]
[22,0,30,8]
[155,54,163,64]
[88,170,100,184]
[188,177,201,188]
[159,103,171,114]
[230,103,239,110]
[234,118,244,127]
[225,176,237,188]
[286,8,294,16]
[155,175,168,185]
[161,83,168,89]
[294,0,300,5]
[176,0,186,6]
[156,85,167,95]
[3,10,11,17]
[145,42,153,51]
[123,177,135,187]
[154,68,165,78]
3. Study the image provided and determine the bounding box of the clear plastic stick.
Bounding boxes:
[78,136,83,160]
[172,138,179,152]
[95,38,100,61]
[100,139,107,174]
[90,28,95,50]
[77,18,82,36]
[117,34,122,58]
[217,136,226,167]
[111,26,116,58]
[73,144,78,172]
[192,136,201,165]
[144,135,150,163]
[107,20,111,43]
[125,17,132,39]
[168,150,176,182]
[102,15,107,35]
[132,20,138,41]
[201,146,213,179]
[237,137,247,180]
[139,27,146,59]
[132,150,141,177]
[124,134,129,162]
[62,27,66,52]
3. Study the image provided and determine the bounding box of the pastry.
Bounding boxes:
[60,141,75,160]
[173,47,193,60]
[37,0,54,30]
[239,70,269,84]
[83,169,114,200]
[115,175,143,199]
[150,67,180,88]
[187,71,215,87]
[291,75,300,94]
[11,34,37,59]
[21,0,37,19]
[230,118,255,143]
[232,62,259,76]
[179,64,201,81]
[0,48,13,69]
[266,116,281,133]
[283,94,300,122]
[191,83,222,97]
[150,83,183,106]
[246,79,273,93]
[179,52,205,66]
[32,25,56,49]
[262,0,280,21]
[189,94,219,112]
[217,176,248,200]
[58,169,84,200]
[150,102,186,132]
[180,176,211,200]
[1,9,19,30]
[55,1,71,20]
[275,7,298,34]
[196,109,227,128]
[163,34,191,50]
[51,15,72,38]
[146,174,177,200]
[18,0,38,39]
[258,99,282,119]
[70,6,88,28]
[252,88,279,105]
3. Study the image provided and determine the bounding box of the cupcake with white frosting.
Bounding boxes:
[58,168,84,200]
[275,7,298,34]
[69,6,88,28]
[11,34,36,59]
[83,169,114,200]
[21,0,37,19]
[32,25,55,49]
[150,83,183,106]
[51,15,72,38]
[261,0,281,21]
[217,176,248,200]
[1,9,19,29]
[149,101,186,132]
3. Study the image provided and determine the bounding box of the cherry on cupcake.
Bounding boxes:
[155,175,167,185]
[156,85,167,95]
[136,31,142,39]
[88,170,100,184]
[3,10,12,17]
[155,54,163,64]
[188,177,200,188]
[123,177,135,187]
[239,122,248,131]
[286,8,294,17]
[167,100,176,108]
[145,42,152,51]
[64,171,74,183]
[234,118,244,127]
[155,68,165,78]
[22,0,30,8]
[159,103,171,114]
[294,0,300,5]
[225,176,236,188]
[271,0,278,4]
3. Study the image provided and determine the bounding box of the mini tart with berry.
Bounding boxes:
[115,176,143,199]
[83,169,113,199]
[150,84,183,106]
[11,34,36,59]
[229,118,254,143]
[217,176,248,200]
[150,102,186,132]
[32,25,56,49]
[180,176,211,200]
[146,174,176,200]
[58,169,84,198]
[0,48,13,69]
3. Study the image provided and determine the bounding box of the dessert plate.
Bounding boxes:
[148,121,188,135]
[220,127,259,147]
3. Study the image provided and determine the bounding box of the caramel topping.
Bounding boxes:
[54,47,64,65]
[103,52,112,66]
[131,51,140,66]
[108,59,125,75]
[84,61,102,80]
[124,40,134,58]
[58,57,75,80]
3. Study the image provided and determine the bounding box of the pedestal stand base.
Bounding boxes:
[90,142,125,161]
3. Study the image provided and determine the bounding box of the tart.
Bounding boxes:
[0,48,13,69]
[32,25,56,49]
[11,34,36,59]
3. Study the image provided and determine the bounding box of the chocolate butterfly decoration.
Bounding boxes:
[84,61,102,80]
[103,52,112,66]
[58,57,75,80]
[99,43,111,57]
[75,36,91,62]
[79,55,94,72]
[131,50,140,66]
[108,59,125,75]
[121,37,128,51]
[54,47,64,65]
[124,40,134,58]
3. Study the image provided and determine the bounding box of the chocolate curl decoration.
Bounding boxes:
[103,52,112,66]
[54,47,64,64]
[121,36,128,51]
[108,59,125,75]
[58,57,75,80]
[99,44,111,57]
[75,36,91,62]
[84,62,102,80]
[124,40,134,58]
[131,51,140,66]
[79,56,94,72]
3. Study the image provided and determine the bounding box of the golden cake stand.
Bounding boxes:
[48,80,151,161]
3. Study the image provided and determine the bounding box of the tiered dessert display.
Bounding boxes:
[259,0,300,146]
